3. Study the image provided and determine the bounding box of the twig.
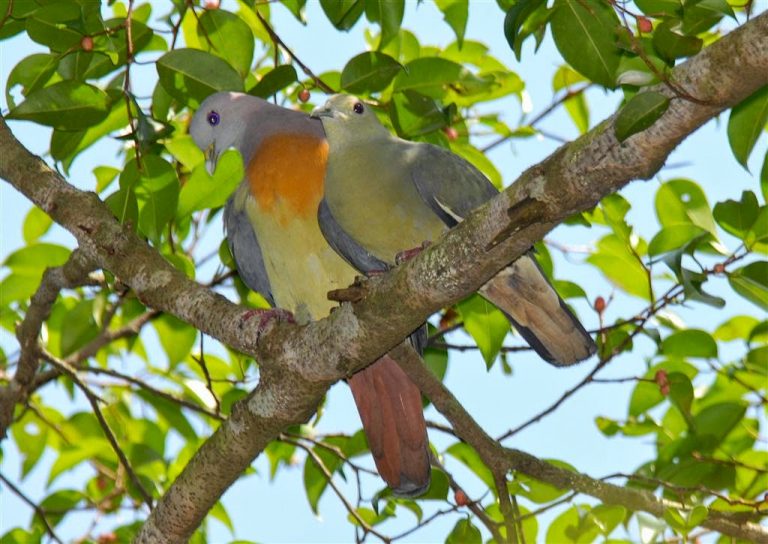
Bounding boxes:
[496,283,683,441]
[0,471,65,544]
[0,249,97,437]
[483,84,592,153]
[253,9,336,93]
[40,351,155,511]
[282,437,390,542]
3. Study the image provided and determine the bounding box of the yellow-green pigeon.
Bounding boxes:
[190,92,430,497]
[312,94,596,366]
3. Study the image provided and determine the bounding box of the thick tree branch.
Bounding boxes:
[0,12,765,543]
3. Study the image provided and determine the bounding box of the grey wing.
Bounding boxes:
[410,143,499,227]
[318,198,390,274]
[223,197,275,307]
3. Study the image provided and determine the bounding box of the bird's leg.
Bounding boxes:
[395,241,432,265]
[239,307,296,336]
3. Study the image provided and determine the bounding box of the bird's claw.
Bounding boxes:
[240,308,296,337]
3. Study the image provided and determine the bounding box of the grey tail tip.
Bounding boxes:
[391,475,431,498]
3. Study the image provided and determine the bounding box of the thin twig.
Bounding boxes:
[40,351,155,510]
[253,9,336,93]
[0,471,65,544]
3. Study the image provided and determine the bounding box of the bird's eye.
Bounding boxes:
[353,102,364,115]
[207,111,220,126]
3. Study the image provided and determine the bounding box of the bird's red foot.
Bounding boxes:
[395,241,432,265]
[240,308,295,336]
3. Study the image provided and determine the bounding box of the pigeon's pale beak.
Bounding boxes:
[203,142,217,175]
[310,105,332,119]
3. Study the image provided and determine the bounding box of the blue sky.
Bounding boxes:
[1,1,764,542]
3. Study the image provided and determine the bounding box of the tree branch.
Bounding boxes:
[0,12,765,543]
[0,248,99,437]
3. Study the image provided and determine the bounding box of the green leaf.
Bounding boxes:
[365,0,404,48]
[652,20,703,62]
[156,48,243,107]
[105,186,139,227]
[250,65,298,98]
[648,224,707,255]
[7,81,110,130]
[36,489,84,528]
[282,0,308,23]
[393,57,463,98]
[25,3,82,52]
[727,86,768,169]
[389,90,448,137]
[197,9,254,77]
[435,0,469,46]
[661,329,718,358]
[136,391,197,441]
[456,294,509,368]
[655,178,717,235]
[340,52,402,94]
[667,372,694,418]
[635,0,681,17]
[5,53,59,109]
[629,360,698,416]
[22,207,53,244]
[693,402,746,446]
[3,243,70,277]
[303,443,343,514]
[615,91,670,142]
[550,0,622,88]
[504,0,549,61]
[713,191,759,240]
[713,316,759,342]
[320,0,365,30]
[587,234,651,299]
[153,314,197,366]
[60,299,99,356]
[177,149,244,217]
[446,518,482,544]
[590,504,626,535]
[728,261,768,311]
[83,19,154,80]
[446,442,495,490]
[129,156,179,243]
[682,0,733,35]
[512,464,571,503]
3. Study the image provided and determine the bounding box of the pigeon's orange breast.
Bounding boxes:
[247,133,328,224]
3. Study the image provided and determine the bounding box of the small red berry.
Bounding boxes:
[655,369,669,396]
[439,308,458,330]
[80,36,94,51]
[637,16,653,33]
[594,296,606,314]
[204,0,220,9]
[454,489,469,506]
[98,533,118,544]
[298,88,311,103]
[713,263,725,274]
[443,126,459,141]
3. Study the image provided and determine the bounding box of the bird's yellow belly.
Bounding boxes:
[245,196,357,324]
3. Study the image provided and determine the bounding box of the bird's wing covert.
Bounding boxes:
[317,198,390,273]
[410,143,499,227]
[224,196,275,306]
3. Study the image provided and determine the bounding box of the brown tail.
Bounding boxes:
[480,253,597,366]
[348,354,431,497]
